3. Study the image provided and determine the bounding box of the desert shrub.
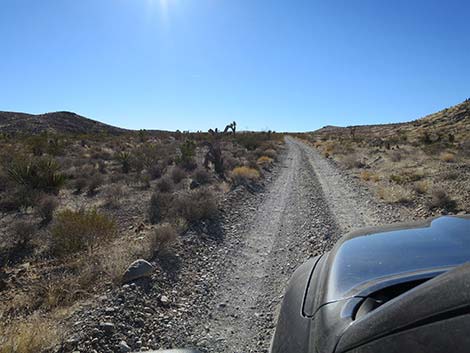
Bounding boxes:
[73,177,88,193]
[171,166,187,184]
[439,152,456,163]
[231,166,260,186]
[342,154,365,169]
[148,192,174,224]
[13,221,37,247]
[103,184,124,208]
[0,316,60,353]
[377,186,413,205]
[174,188,219,223]
[149,164,162,180]
[51,209,116,256]
[193,167,212,185]
[36,194,58,224]
[236,133,263,150]
[263,148,277,159]
[7,157,66,195]
[257,156,274,169]
[389,151,402,162]
[223,156,239,171]
[389,170,424,185]
[26,135,48,156]
[87,173,104,195]
[413,181,429,195]
[139,173,151,189]
[360,171,380,182]
[429,189,457,211]
[156,177,173,193]
[151,223,178,255]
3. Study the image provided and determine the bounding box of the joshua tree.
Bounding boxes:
[224,121,237,135]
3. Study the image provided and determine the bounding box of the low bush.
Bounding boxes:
[343,154,365,169]
[173,188,219,223]
[413,181,429,195]
[13,221,36,247]
[73,177,88,193]
[429,189,457,211]
[103,184,124,208]
[171,166,187,184]
[51,209,116,256]
[192,167,212,185]
[257,156,274,169]
[156,176,173,193]
[149,164,162,180]
[36,194,58,224]
[231,166,260,186]
[148,192,174,224]
[360,171,380,182]
[262,148,277,159]
[87,173,104,195]
[151,223,178,255]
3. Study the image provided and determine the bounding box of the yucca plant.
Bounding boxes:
[116,151,131,173]
[7,157,66,194]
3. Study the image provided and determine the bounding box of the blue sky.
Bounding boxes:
[1,0,469,132]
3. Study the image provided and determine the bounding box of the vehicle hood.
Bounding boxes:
[322,216,470,302]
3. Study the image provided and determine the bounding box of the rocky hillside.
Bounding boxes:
[304,99,470,218]
[312,99,470,142]
[0,111,127,135]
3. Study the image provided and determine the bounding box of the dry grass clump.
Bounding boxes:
[257,156,274,168]
[413,180,429,195]
[103,184,125,208]
[151,223,178,255]
[377,185,413,205]
[342,154,365,169]
[51,209,117,256]
[360,170,380,182]
[439,152,456,163]
[0,315,60,353]
[231,166,260,186]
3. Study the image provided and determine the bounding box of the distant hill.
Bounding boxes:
[311,99,470,142]
[0,111,127,135]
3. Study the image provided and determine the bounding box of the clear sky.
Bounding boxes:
[1,0,469,132]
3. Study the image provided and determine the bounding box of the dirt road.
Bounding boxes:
[193,137,409,352]
[65,137,410,353]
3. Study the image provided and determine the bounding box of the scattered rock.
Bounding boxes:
[122,259,154,283]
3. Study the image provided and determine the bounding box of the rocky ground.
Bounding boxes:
[61,137,416,353]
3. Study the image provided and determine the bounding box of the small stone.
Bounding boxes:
[118,340,131,353]
[160,295,170,305]
[99,322,115,334]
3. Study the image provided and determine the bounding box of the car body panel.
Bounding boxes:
[271,215,470,353]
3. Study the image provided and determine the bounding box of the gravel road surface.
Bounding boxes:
[64,137,411,353]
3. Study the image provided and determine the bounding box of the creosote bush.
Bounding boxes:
[51,209,116,256]
[174,188,219,223]
[148,192,174,224]
[156,176,173,193]
[192,167,212,185]
[429,189,457,211]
